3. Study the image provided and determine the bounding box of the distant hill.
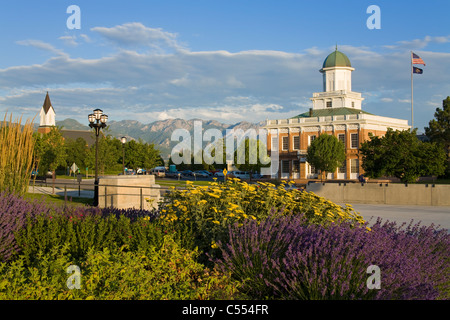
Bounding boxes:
[56,119,90,131]
[55,118,264,158]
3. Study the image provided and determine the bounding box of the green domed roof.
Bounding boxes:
[322,49,351,68]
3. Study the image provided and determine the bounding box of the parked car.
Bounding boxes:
[151,167,166,177]
[166,171,182,178]
[193,170,209,177]
[251,173,263,179]
[229,171,250,180]
[213,171,224,177]
[181,170,193,176]
[137,168,146,175]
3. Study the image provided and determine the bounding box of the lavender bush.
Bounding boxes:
[0,192,54,262]
[0,192,164,263]
[215,213,450,300]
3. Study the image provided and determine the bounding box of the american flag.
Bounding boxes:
[412,52,426,65]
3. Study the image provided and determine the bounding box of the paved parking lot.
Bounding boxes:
[341,203,450,232]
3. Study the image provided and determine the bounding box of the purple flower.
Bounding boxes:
[214,211,450,300]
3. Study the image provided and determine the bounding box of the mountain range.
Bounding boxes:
[54,118,264,158]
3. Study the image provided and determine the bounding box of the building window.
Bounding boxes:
[326,101,332,108]
[351,159,359,173]
[293,136,300,150]
[309,135,316,146]
[281,160,290,174]
[282,136,289,151]
[292,160,300,173]
[352,101,355,108]
[338,133,345,147]
[271,136,278,151]
[339,161,346,173]
[351,133,359,149]
[310,164,317,174]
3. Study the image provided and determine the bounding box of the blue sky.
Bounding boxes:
[1,0,449,133]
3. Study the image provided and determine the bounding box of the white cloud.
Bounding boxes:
[15,39,66,56]
[384,35,450,50]
[59,35,78,47]
[3,24,450,129]
[91,22,185,52]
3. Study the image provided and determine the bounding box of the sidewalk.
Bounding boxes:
[28,185,94,198]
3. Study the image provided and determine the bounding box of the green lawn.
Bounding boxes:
[24,193,92,207]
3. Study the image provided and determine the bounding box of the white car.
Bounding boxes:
[230,171,250,180]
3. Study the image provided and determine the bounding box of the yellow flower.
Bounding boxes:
[212,220,220,225]
[197,200,207,205]
[212,207,218,213]
[207,192,220,198]
[211,241,218,249]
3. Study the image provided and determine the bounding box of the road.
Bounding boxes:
[341,203,450,232]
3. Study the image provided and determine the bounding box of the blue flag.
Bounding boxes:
[413,66,423,74]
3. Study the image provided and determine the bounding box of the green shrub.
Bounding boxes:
[0,236,241,300]
[15,212,170,266]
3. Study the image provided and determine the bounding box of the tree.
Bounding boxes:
[33,127,66,175]
[85,135,121,174]
[65,137,88,173]
[425,96,450,177]
[360,128,446,183]
[124,139,162,171]
[306,134,346,180]
[234,138,271,179]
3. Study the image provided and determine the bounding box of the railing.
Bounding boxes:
[265,113,410,127]
[29,180,172,210]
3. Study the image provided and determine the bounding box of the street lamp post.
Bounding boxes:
[88,109,108,206]
[121,137,127,175]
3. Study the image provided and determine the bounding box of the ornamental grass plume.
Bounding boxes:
[215,212,450,300]
[0,113,35,196]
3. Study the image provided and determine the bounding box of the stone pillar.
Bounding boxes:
[98,175,160,210]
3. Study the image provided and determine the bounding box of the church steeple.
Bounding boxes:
[38,92,56,134]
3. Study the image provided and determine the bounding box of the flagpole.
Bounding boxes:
[411,51,414,132]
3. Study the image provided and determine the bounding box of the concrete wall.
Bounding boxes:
[306,182,450,206]
[98,175,160,210]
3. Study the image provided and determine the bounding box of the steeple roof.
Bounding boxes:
[42,92,54,114]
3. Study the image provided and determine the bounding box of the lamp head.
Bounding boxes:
[100,114,108,124]
[93,109,103,120]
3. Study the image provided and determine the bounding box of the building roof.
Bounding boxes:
[42,92,54,114]
[322,49,352,68]
[291,107,373,119]
[61,129,96,147]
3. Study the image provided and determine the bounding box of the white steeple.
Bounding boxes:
[39,92,56,129]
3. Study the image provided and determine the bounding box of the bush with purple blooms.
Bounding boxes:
[1,190,449,300]
[215,213,450,300]
[0,192,55,262]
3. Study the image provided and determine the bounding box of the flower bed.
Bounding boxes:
[0,181,448,300]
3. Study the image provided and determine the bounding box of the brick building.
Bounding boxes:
[264,48,410,182]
